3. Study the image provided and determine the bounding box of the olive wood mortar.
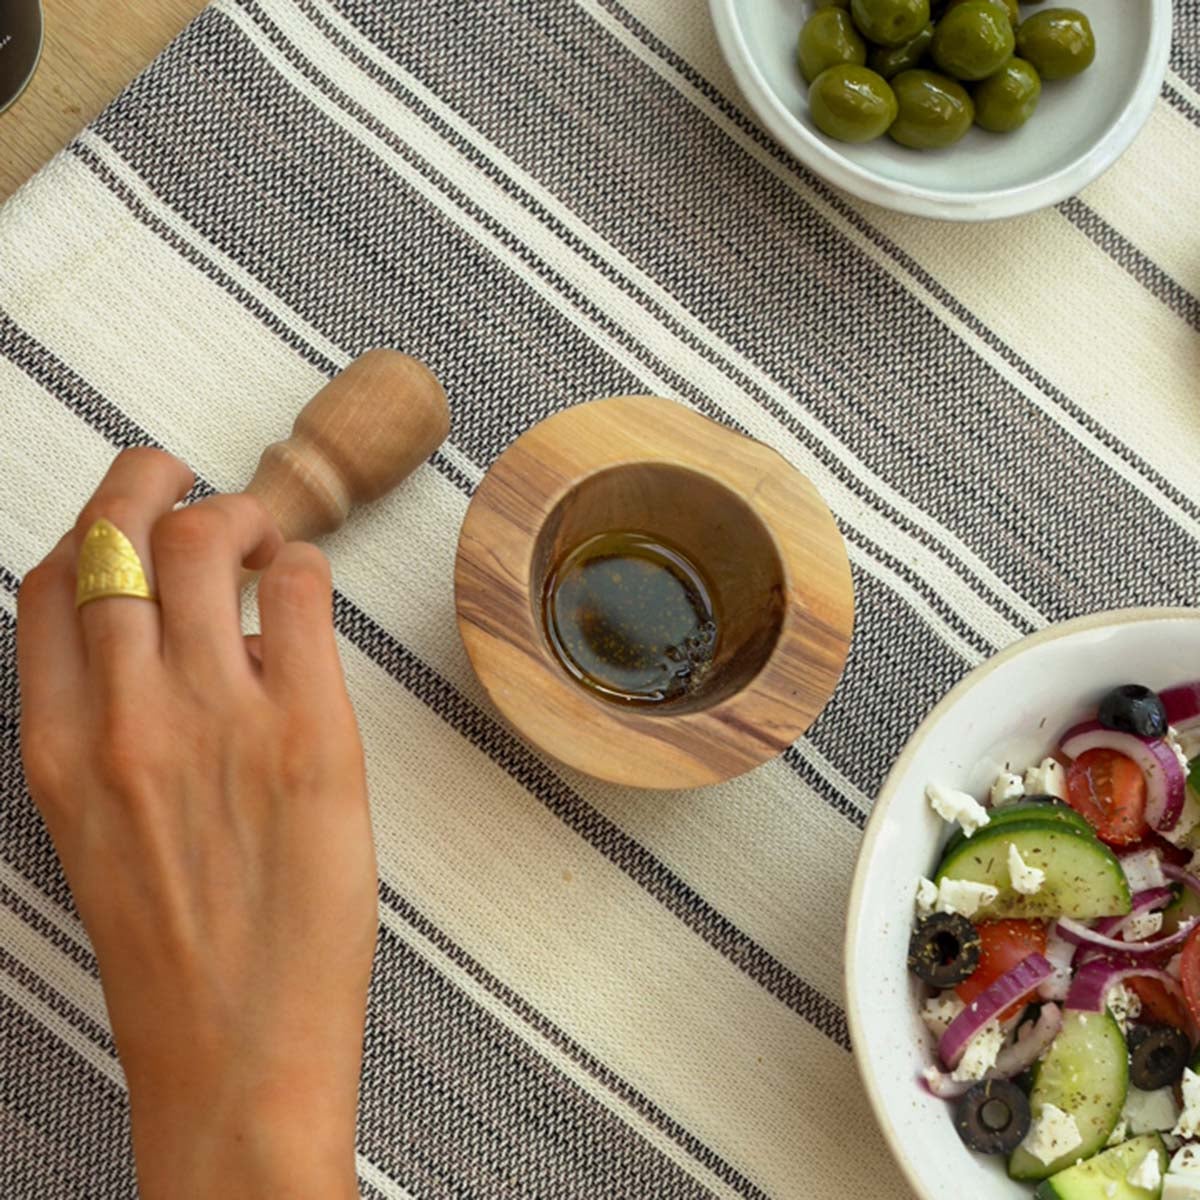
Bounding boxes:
[239,349,449,567]
[454,396,854,790]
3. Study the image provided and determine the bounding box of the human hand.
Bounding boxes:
[17,448,377,1200]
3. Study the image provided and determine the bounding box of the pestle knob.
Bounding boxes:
[243,349,450,545]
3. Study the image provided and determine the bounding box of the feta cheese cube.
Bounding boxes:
[1171,1146,1200,1174]
[1168,952,1184,980]
[1172,1068,1200,1138]
[915,877,938,917]
[990,771,1025,807]
[1106,1183,1118,1199]
[1162,787,1200,847]
[927,782,991,837]
[1167,727,1191,774]
[936,878,1000,918]
[920,992,966,1037]
[1105,1119,1128,1148]
[1123,911,1165,943]
[1163,1176,1200,1200]
[1020,1103,1083,1166]
[1122,1085,1181,1135]
[1008,843,1046,895]
[1128,1147,1163,1192]
[1039,929,1077,1002]
[1106,984,1142,1034]
[1121,848,1167,894]
[951,1020,1004,1083]
[1024,757,1067,801]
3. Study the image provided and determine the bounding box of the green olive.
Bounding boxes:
[868,23,934,79]
[798,10,867,85]
[888,69,974,149]
[850,0,931,48]
[931,0,1015,80]
[814,0,852,8]
[973,57,1041,131]
[943,0,1018,25]
[809,64,899,143]
[1015,8,1095,80]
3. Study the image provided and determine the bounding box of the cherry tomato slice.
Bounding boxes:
[1180,924,1200,1029]
[1065,748,1148,846]
[1127,976,1191,1030]
[956,920,1048,1020]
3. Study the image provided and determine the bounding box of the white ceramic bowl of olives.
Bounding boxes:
[708,0,1172,220]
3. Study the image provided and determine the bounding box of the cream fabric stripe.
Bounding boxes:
[0,192,856,1010]
[0,859,89,954]
[218,0,1025,656]
[1079,101,1200,296]
[601,0,1200,543]
[300,0,1044,639]
[0,906,111,1056]
[354,1157,419,1200]
[375,904,748,1200]
[0,962,124,1088]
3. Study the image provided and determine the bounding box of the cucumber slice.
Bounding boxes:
[1032,1133,1165,1199]
[941,799,1094,860]
[1163,882,1200,936]
[933,821,1132,920]
[1009,1009,1129,1181]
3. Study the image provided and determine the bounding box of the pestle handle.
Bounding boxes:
[243,349,450,545]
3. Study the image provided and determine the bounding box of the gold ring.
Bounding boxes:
[75,518,157,608]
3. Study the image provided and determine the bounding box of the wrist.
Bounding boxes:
[129,1068,359,1200]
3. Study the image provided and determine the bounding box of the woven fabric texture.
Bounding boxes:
[2,1,1200,1196]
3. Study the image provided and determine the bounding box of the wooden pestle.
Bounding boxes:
[241,349,449,562]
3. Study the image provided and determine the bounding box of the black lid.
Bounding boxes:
[0,0,44,116]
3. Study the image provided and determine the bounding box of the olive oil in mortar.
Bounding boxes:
[542,532,719,705]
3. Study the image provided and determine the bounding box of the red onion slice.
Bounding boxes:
[1066,958,1184,1012]
[1060,719,1186,832]
[1055,915,1196,959]
[920,1005,1064,1101]
[1161,682,1200,731]
[1093,886,1176,939]
[939,954,1052,1069]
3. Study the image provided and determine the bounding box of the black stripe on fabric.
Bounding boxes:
[377,880,773,1200]
[361,924,724,1200]
[0,943,114,1059]
[0,315,847,1169]
[0,879,99,981]
[1163,80,1200,127]
[0,565,20,597]
[0,993,135,1199]
[287,0,1035,641]
[209,0,1003,659]
[1170,2,1200,99]
[583,0,1200,528]
[1059,197,1200,333]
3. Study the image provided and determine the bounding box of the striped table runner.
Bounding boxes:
[2,1,1199,1196]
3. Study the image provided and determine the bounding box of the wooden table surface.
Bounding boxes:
[0,0,207,203]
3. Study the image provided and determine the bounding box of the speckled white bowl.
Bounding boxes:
[845,608,1200,1200]
[708,0,1172,221]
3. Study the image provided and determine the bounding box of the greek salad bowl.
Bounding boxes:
[845,608,1200,1200]
[707,0,1172,221]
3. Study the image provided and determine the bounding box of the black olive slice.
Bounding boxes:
[954,1079,1031,1154]
[1098,684,1169,738]
[1128,1024,1191,1090]
[908,913,981,987]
